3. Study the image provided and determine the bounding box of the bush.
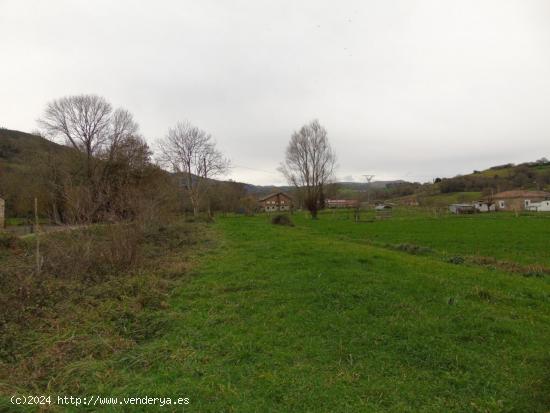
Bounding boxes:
[0,219,204,382]
[447,255,465,265]
[41,223,143,280]
[271,214,294,227]
[394,243,432,255]
[0,232,19,250]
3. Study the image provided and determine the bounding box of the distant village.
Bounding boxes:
[448,190,550,214]
[255,189,550,214]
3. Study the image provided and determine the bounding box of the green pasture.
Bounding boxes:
[2,212,549,412]
[296,208,550,267]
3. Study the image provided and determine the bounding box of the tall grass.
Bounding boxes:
[0,220,209,394]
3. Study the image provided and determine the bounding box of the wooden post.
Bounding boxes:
[34,197,41,275]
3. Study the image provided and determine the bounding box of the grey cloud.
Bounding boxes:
[1,0,549,185]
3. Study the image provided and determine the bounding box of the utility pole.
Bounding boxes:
[363,174,375,205]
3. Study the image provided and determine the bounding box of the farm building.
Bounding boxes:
[0,197,4,228]
[326,199,359,208]
[449,203,475,214]
[493,190,550,211]
[259,192,293,212]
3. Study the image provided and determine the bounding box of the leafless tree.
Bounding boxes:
[279,120,336,218]
[158,121,229,217]
[38,95,138,177]
[37,94,160,223]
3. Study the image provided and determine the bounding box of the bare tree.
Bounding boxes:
[279,120,336,218]
[158,121,229,217]
[37,94,154,222]
[38,95,139,177]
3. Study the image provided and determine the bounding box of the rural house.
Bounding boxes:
[259,192,293,212]
[526,200,550,212]
[326,199,359,208]
[493,190,550,211]
[0,197,4,228]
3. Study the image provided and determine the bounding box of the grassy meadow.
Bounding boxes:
[1,210,550,412]
[299,208,550,267]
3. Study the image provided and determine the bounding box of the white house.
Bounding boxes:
[526,200,550,212]
[473,201,496,212]
[493,190,550,211]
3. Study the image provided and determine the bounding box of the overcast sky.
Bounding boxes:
[1,0,549,185]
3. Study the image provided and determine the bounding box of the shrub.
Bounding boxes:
[41,223,143,280]
[0,219,204,381]
[523,265,547,277]
[447,255,465,265]
[271,214,294,227]
[394,243,432,255]
[0,232,19,250]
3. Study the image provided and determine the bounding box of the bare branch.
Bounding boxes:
[157,121,229,216]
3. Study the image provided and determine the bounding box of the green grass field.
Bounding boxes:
[2,212,550,412]
[298,208,550,267]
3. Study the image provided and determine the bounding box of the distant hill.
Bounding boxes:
[0,128,73,217]
[396,160,550,207]
[0,128,67,165]
[336,180,408,190]
[434,161,550,194]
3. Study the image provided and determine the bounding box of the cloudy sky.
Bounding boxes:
[1,0,549,185]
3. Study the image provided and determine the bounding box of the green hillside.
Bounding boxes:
[0,128,66,165]
[0,128,69,218]
[386,161,550,206]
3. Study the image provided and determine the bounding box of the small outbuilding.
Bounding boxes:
[449,203,475,214]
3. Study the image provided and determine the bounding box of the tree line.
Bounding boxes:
[437,164,550,194]
[1,94,338,222]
